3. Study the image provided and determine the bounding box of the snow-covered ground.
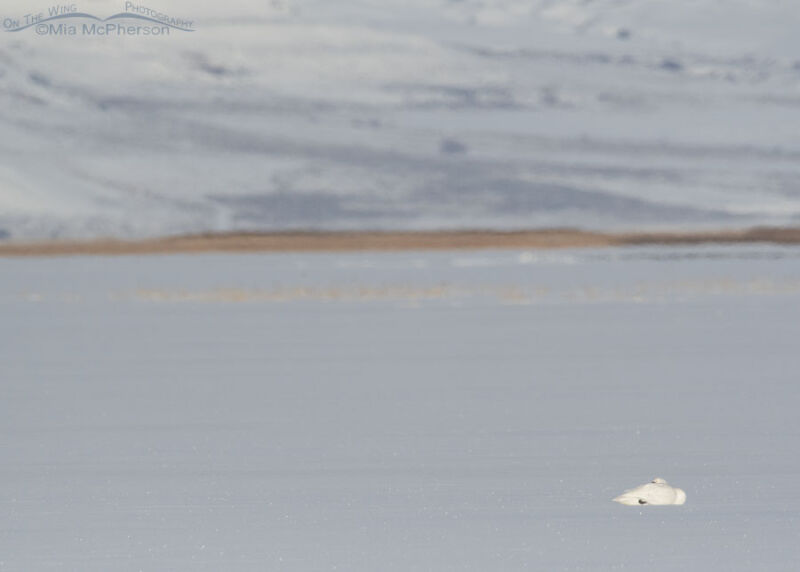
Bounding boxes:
[2,245,800,570]
[2,0,800,239]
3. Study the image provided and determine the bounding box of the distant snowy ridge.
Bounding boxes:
[1,0,800,239]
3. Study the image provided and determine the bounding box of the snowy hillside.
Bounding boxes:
[1,0,800,239]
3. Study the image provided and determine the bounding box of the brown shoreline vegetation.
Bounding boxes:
[1,227,800,258]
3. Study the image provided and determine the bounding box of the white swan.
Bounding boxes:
[613,477,686,506]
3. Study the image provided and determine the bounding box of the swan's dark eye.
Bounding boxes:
[638,499,647,505]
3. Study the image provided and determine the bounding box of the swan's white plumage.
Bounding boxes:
[612,477,686,506]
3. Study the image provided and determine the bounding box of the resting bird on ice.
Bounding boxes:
[613,477,686,506]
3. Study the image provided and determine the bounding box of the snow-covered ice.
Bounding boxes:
[2,245,800,570]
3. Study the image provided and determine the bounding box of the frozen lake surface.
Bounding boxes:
[2,245,800,570]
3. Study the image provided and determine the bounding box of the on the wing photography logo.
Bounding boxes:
[3,2,194,36]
